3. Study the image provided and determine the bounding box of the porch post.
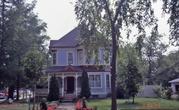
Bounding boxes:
[75,73,78,97]
[62,73,64,97]
[48,74,50,93]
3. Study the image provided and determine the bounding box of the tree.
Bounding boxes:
[80,70,91,99]
[75,0,155,109]
[162,0,179,46]
[23,50,45,110]
[140,24,167,84]
[125,61,142,104]
[47,75,59,101]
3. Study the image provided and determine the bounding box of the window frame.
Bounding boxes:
[89,74,102,88]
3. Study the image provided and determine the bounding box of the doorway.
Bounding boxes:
[66,77,75,94]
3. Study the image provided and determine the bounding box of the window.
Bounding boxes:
[77,49,83,65]
[68,52,73,65]
[52,52,56,65]
[106,74,110,88]
[89,75,101,88]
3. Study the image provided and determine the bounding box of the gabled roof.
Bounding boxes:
[169,78,179,83]
[49,27,80,48]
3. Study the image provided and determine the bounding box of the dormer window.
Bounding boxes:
[68,52,73,65]
[52,52,56,65]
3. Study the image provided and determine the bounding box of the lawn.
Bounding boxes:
[0,103,33,110]
[0,98,179,110]
[87,98,179,110]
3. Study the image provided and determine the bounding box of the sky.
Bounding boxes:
[33,0,177,52]
[34,0,77,40]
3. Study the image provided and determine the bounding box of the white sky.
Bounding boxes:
[34,0,77,40]
[34,0,178,52]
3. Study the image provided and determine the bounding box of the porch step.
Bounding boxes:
[61,94,76,102]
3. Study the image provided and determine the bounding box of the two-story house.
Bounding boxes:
[46,27,111,99]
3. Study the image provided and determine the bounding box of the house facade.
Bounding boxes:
[46,27,111,99]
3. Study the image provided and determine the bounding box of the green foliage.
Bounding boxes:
[153,86,163,98]
[156,51,179,87]
[23,50,44,82]
[125,61,142,104]
[163,0,179,46]
[80,70,91,99]
[47,75,59,101]
[75,0,156,109]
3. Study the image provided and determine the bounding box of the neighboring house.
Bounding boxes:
[46,27,111,99]
[169,78,179,94]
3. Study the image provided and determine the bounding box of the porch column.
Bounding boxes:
[48,74,50,93]
[75,73,78,97]
[62,74,64,97]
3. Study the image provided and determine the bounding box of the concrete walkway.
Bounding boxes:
[56,103,75,110]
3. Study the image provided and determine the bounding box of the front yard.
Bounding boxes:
[0,98,179,110]
[88,98,179,110]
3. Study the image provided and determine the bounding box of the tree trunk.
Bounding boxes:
[132,96,134,104]
[32,84,36,110]
[16,74,20,100]
[111,22,117,110]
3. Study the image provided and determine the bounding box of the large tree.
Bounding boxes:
[0,0,49,100]
[75,0,155,109]
[142,24,167,84]
[23,50,45,110]
[163,0,179,46]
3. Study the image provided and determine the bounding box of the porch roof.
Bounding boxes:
[169,78,179,83]
[46,65,110,73]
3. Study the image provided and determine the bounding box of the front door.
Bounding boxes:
[66,77,74,93]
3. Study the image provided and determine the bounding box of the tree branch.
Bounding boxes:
[113,0,126,23]
[103,0,113,24]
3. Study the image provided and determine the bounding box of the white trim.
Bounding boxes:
[48,74,50,93]
[75,73,78,97]
[62,73,64,96]
[104,73,107,94]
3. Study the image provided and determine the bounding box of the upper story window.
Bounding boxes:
[89,75,101,88]
[52,52,56,65]
[68,52,73,65]
[77,49,83,65]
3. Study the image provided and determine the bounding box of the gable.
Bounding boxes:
[49,27,80,48]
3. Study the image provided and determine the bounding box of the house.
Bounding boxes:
[169,78,179,94]
[46,27,111,99]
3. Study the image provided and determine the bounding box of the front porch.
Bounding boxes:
[48,73,82,99]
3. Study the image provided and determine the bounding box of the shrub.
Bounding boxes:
[116,84,126,99]
[47,75,59,101]
[165,88,172,99]
[80,70,91,99]
[153,86,162,98]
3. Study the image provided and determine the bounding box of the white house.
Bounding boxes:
[46,27,111,99]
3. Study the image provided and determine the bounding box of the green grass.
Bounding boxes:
[87,98,179,110]
[0,98,179,110]
[0,103,33,110]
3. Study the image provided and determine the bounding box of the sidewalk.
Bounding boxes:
[56,103,75,110]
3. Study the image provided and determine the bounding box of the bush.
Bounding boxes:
[116,85,126,99]
[153,86,162,98]
[165,88,172,99]
[171,94,179,100]
[80,70,91,99]
[47,75,59,101]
